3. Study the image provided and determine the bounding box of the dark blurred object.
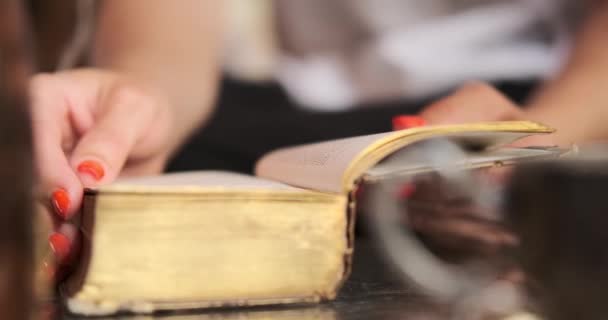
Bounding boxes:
[508,156,608,320]
[28,0,78,71]
[3,0,82,73]
[168,77,539,174]
[0,0,79,80]
[364,173,525,319]
[360,139,568,319]
[404,168,517,262]
[0,0,35,96]
[0,0,36,319]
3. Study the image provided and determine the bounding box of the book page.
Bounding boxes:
[255,122,554,194]
[363,146,564,182]
[256,132,397,193]
[101,171,298,192]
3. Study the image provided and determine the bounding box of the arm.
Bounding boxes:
[32,1,224,263]
[420,2,608,147]
[93,0,223,153]
[411,4,608,261]
[526,1,608,145]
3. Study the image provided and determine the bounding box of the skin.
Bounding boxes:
[412,2,608,251]
[32,2,608,262]
[404,168,518,258]
[421,1,608,146]
[31,0,222,262]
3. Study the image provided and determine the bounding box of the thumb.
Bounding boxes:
[419,82,524,125]
[69,88,157,187]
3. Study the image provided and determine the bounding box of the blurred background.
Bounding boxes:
[2,0,584,173]
[1,1,607,319]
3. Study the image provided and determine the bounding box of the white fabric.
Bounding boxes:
[273,0,575,110]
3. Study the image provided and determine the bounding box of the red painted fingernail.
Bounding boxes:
[392,115,427,131]
[398,183,416,199]
[49,233,71,263]
[77,160,105,181]
[51,189,70,219]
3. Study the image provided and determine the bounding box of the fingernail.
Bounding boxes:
[51,189,70,219]
[392,115,427,131]
[77,160,105,181]
[49,233,71,263]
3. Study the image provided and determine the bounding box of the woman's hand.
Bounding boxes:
[405,82,554,258]
[30,69,174,264]
[419,82,560,147]
[419,82,526,125]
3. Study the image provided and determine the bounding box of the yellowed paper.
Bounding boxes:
[255,121,553,193]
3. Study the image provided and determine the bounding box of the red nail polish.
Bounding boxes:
[398,183,416,199]
[49,233,71,263]
[51,189,70,219]
[392,115,427,131]
[77,160,105,181]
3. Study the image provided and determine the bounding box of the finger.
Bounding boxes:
[407,200,498,220]
[508,132,559,148]
[48,223,81,281]
[409,213,518,254]
[69,86,159,187]
[118,156,167,177]
[30,74,84,220]
[409,209,517,245]
[499,268,526,285]
[419,82,525,125]
[48,223,79,265]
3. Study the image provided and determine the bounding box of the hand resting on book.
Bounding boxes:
[30,69,175,268]
[418,82,557,148]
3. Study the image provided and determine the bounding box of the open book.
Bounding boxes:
[62,121,559,316]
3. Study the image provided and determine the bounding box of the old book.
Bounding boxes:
[63,121,560,316]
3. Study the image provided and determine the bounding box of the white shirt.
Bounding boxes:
[224,0,580,110]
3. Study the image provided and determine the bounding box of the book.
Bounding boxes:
[62,121,560,316]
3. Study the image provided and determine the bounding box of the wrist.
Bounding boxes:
[523,101,604,147]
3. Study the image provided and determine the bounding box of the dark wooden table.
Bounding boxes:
[58,238,445,320]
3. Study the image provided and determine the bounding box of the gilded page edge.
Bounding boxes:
[340,121,554,193]
[86,187,338,203]
[63,191,352,316]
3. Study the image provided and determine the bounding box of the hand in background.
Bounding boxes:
[419,82,558,147]
[403,83,534,259]
[419,82,526,125]
[405,82,560,266]
[403,168,517,259]
[30,69,174,265]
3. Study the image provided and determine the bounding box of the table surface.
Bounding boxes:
[59,238,446,320]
